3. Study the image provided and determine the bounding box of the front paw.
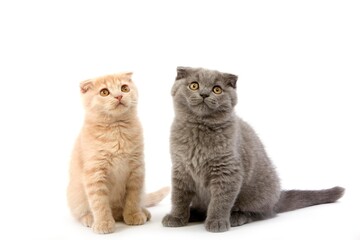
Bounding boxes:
[124,211,149,225]
[162,214,188,227]
[205,218,230,232]
[92,218,115,234]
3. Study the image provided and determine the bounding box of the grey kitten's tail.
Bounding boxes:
[144,187,170,207]
[274,186,345,213]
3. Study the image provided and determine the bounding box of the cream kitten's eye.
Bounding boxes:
[189,82,199,90]
[100,88,110,96]
[213,86,223,94]
[121,85,130,93]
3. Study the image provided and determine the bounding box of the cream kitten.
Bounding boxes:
[67,72,169,234]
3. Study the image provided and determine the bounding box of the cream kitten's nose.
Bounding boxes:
[115,95,123,101]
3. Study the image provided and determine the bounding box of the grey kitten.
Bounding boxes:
[162,66,344,232]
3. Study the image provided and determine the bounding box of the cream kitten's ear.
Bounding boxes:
[80,80,93,93]
[124,72,133,77]
[116,72,133,81]
[123,72,133,81]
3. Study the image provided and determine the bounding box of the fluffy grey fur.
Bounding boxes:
[162,66,344,232]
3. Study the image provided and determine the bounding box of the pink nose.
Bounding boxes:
[115,95,123,101]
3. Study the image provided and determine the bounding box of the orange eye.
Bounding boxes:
[100,88,110,96]
[121,85,130,93]
[189,82,199,90]
[213,86,222,94]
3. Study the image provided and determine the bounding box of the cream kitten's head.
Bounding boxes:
[80,72,138,122]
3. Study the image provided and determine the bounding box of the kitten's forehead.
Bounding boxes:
[93,73,132,89]
[179,67,237,89]
[199,69,221,79]
[190,68,223,85]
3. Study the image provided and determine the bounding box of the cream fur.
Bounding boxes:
[67,73,164,234]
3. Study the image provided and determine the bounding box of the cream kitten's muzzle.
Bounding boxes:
[114,95,123,101]
[112,96,127,110]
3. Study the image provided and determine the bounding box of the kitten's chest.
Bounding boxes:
[173,124,231,177]
[105,127,140,156]
[85,124,142,159]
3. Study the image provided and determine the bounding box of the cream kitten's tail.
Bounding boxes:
[144,187,170,207]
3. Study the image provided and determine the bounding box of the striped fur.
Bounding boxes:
[67,72,168,234]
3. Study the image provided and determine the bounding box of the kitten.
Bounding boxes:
[67,72,169,234]
[162,67,344,232]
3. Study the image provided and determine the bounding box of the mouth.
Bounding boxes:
[113,101,126,110]
[189,101,209,112]
[188,97,204,106]
[195,99,212,107]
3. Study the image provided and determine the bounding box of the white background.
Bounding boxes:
[0,1,359,239]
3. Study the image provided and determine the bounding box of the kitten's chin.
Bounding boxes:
[111,107,132,118]
[184,103,233,123]
[188,99,220,115]
[112,102,127,110]
[188,104,215,117]
[88,106,134,123]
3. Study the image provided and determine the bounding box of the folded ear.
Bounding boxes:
[121,72,133,81]
[223,73,238,89]
[80,79,93,93]
[176,66,191,80]
[124,72,133,78]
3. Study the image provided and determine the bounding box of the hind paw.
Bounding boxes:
[79,213,93,227]
[124,210,149,225]
[230,211,248,227]
[142,208,151,220]
[162,214,188,227]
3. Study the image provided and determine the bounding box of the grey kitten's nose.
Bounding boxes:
[115,95,123,101]
[200,93,209,98]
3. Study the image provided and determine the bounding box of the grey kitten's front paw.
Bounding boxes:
[162,214,188,227]
[205,218,230,232]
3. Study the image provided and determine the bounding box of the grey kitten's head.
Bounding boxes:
[171,67,238,121]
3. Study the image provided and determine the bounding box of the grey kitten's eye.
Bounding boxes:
[100,88,110,96]
[189,82,199,90]
[213,86,223,94]
[121,85,130,93]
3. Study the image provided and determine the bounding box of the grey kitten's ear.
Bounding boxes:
[80,80,93,93]
[176,66,190,80]
[223,73,238,88]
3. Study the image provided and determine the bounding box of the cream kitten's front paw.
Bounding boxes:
[92,218,115,234]
[123,209,150,225]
